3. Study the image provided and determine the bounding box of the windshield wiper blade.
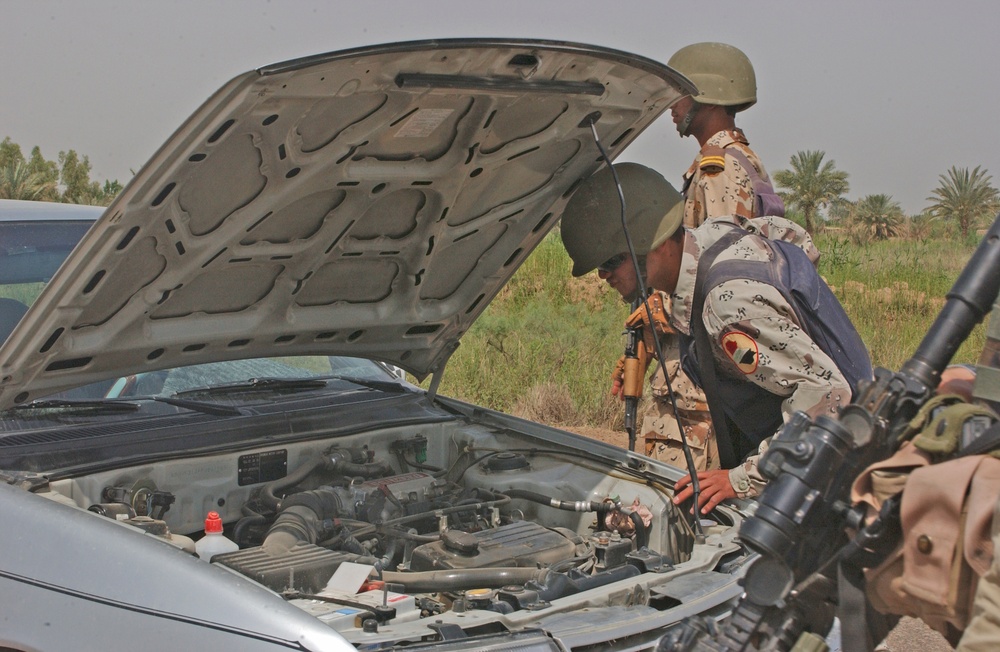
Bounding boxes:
[5,398,141,414]
[148,395,246,417]
[329,375,408,393]
[174,377,329,398]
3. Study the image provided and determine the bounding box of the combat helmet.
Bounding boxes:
[560,163,684,277]
[668,42,757,112]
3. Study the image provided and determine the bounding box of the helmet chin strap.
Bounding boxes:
[676,101,700,137]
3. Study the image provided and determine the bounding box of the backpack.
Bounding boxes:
[726,147,786,218]
[682,226,873,465]
[851,397,1000,644]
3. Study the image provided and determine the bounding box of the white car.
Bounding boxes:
[0,39,752,651]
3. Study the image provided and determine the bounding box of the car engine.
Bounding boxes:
[38,414,735,647]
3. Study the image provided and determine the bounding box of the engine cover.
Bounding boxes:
[409,520,578,571]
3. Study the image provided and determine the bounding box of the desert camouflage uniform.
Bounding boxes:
[638,217,819,472]
[681,128,773,228]
[956,301,1000,651]
[666,218,850,497]
[640,130,784,469]
[633,293,719,471]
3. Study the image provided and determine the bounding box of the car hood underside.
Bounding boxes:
[0,39,692,408]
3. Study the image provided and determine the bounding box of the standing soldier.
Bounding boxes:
[668,42,785,224]
[606,43,791,471]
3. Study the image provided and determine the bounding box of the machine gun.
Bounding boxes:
[662,214,1000,652]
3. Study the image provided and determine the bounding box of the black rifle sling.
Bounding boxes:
[691,227,746,469]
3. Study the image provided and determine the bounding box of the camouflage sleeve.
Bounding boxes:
[742,216,821,265]
[705,279,852,422]
[728,437,771,498]
[694,151,756,221]
[957,498,1000,651]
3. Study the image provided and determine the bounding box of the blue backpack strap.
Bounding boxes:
[689,226,750,469]
[725,147,786,218]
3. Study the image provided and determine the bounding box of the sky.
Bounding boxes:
[3,0,999,216]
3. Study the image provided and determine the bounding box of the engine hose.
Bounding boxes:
[378,537,401,571]
[626,509,648,550]
[506,488,614,513]
[339,530,366,556]
[234,503,269,546]
[382,567,549,593]
[262,487,345,556]
[260,454,328,510]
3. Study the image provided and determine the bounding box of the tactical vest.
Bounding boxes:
[680,227,872,464]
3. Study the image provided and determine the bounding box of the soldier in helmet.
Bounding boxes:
[561,163,867,514]
[601,43,792,469]
[667,42,784,225]
[574,224,718,470]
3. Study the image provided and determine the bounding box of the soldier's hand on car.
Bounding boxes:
[672,470,737,514]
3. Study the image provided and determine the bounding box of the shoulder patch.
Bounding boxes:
[699,145,726,174]
[720,331,759,374]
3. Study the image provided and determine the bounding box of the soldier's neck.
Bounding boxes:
[693,110,737,147]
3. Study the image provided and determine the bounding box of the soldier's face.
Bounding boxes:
[670,96,696,136]
[645,236,683,294]
[597,252,638,300]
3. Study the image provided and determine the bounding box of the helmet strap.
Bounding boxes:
[677,101,700,137]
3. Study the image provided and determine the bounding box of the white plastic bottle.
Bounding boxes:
[195,511,239,561]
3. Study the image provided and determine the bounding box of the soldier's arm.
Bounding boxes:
[704,280,853,423]
[695,147,756,221]
[728,438,771,498]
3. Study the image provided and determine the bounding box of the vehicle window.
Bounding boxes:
[0,221,93,305]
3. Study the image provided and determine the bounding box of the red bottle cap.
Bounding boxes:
[204,511,223,533]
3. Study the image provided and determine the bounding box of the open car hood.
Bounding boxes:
[0,39,692,409]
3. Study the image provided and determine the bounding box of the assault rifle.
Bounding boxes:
[662,214,1000,652]
[622,297,646,453]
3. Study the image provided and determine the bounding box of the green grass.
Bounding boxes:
[0,282,44,306]
[424,230,991,429]
[816,233,986,370]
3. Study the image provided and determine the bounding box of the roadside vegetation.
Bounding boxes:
[431,226,990,431]
[0,137,121,205]
[3,136,998,433]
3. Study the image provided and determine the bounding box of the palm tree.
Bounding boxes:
[925,165,999,238]
[772,150,850,233]
[0,160,57,200]
[851,194,904,241]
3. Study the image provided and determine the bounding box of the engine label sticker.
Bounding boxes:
[394,108,454,138]
[238,449,288,486]
[721,331,759,374]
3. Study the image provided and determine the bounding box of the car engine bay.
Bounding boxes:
[36,414,746,647]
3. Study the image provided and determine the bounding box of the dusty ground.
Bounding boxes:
[564,426,955,651]
[566,425,630,448]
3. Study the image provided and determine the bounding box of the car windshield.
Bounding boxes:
[99,355,392,400]
[0,207,394,407]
